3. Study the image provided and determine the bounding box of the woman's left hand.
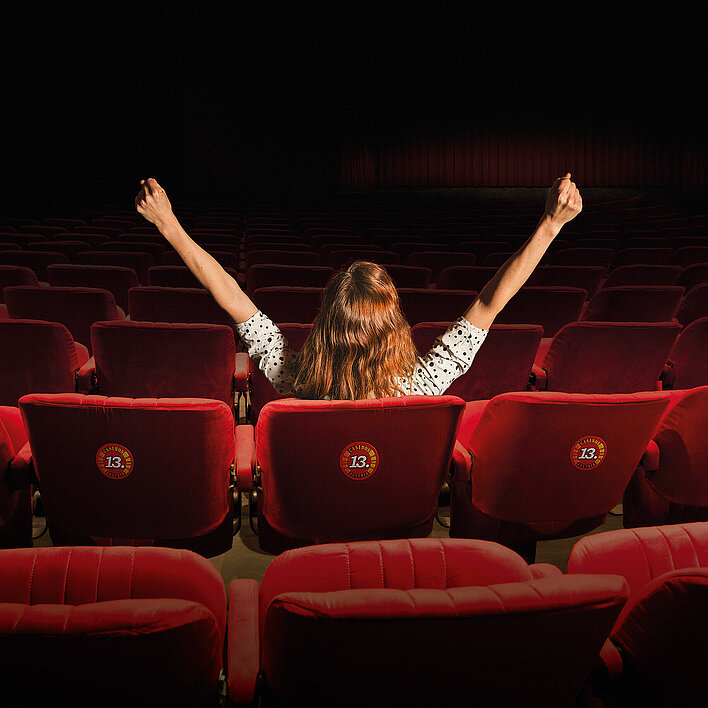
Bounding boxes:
[135,177,176,230]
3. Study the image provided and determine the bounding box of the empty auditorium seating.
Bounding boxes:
[26,239,92,260]
[251,286,323,323]
[531,321,681,393]
[525,265,606,296]
[495,286,588,337]
[251,396,465,552]
[623,386,708,527]
[0,320,89,405]
[245,263,334,296]
[0,250,70,280]
[450,391,671,561]
[677,262,708,290]
[602,264,683,287]
[660,316,708,389]
[4,285,125,352]
[0,265,38,297]
[567,522,708,707]
[397,288,476,325]
[246,249,320,269]
[227,538,628,707]
[609,247,673,269]
[46,264,139,312]
[74,250,154,284]
[391,241,450,261]
[405,251,478,282]
[436,265,496,291]
[675,282,708,326]
[16,393,247,555]
[326,249,399,269]
[551,247,615,270]
[0,546,226,706]
[671,246,708,267]
[83,320,239,412]
[382,264,432,288]
[0,405,32,548]
[412,322,542,399]
[581,285,685,322]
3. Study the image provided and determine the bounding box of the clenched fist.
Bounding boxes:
[135,178,176,230]
[544,173,583,227]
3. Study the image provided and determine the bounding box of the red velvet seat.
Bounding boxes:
[0,546,227,707]
[671,246,708,267]
[82,321,239,414]
[581,285,685,322]
[245,263,334,296]
[623,386,708,527]
[74,250,154,284]
[0,406,32,547]
[660,316,708,389]
[16,393,249,555]
[0,250,70,280]
[677,262,708,290]
[326,249,399,269]
[0,265,38,299]
[567,523,708,707]
[602,264,683,288]
[0,320,89,405]
[252,396,465,553]
[309,233,361,250]
[252,286,323,323]
[246,249,320,269]
[436,265,497,291]
[609,247,673,269]
[405,251,478,282]
[47,263,139,312]
[4,285,125,353]
[412,322,542,399]
[397,288,476,325]
[226,538,628,707]
[382,264,432,288]
[525,265,606,297]
[551,247,615,270]
[391,241,451,261]
[99,239,166,265]
[248,323,311,422]
[26,239,92,260]
[495,286,588,337]
[675,282,708,326]
[56,231,111,249]
[531,321,681,393]
[450,391,671,561]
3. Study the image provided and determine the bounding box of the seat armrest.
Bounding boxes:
[74,341,90,368]
[659,362,674,389]
[640,439,660,473]
[227,579,261,707]
[529,563,563,579]
[451,440,472,483]
[233,352,250,393]
[234,424,256,492]
[76,356,97,394]
[531,364,547,390]
[7,441,37,489]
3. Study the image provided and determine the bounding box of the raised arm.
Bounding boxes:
[135,178,258,324]
[463,173,582,330]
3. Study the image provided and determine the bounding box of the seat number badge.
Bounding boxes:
[96,443,134,479]
[570,436,607,470]
[340,442,379,480]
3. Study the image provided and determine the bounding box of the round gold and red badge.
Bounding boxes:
[339,442,379,480]
[570,436,607,470]
[96,443,134,479]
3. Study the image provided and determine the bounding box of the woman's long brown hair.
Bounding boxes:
[292,261,418,400]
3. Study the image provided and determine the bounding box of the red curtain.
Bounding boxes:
[341,123,687,191]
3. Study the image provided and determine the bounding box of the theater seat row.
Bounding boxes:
[3,387,706,561]
[2,525,708,707]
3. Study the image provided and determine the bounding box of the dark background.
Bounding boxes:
[1,3,704,211]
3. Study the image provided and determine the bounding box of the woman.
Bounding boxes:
[135,174,582,399]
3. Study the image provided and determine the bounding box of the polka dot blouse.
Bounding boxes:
[236,310,489,397]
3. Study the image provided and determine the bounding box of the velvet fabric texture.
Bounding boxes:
[663,317,708,389]
[255,396,464,552]
[246,249,320,269]
[17,393,235,553]
[405,250,478,282]
[252,286,324,324]
[602,264,683,288]
[623,386,708,527]
[245,264,334,297]
[581,285,685,322]
[243,538,627,708]
[0,406,32,548]
[0,546,226,707]
[412,323,542,400]
[450,391,671,544]
[396,288,477,326]
[0,265,38,299]
[47,263,140,311]
[526,265,606,296]
[74,250,154,284]
[4,285,123,353]
[90,320,237,408]
[494,286,588,337]
[538,321,681,393]
[0,250,70,280]
[675,283,708,326]
[0,320,86,405]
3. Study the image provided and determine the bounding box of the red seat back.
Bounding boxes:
[412,323,542,399]
[397,288,476,325]
[246,249,320,269]
[252,286,323,324]
[255,396,464,552]
[665,317,708,389]
[245,264,334,296]
[74,250,154,284]
[4,285,122,352]
[0,546,226,707]
[541,321,681,393]
[18,393,235,551]
[495,286,587,336]
[47,264,139,311]
[524,265,606,296]
[91,321,236,407]
[405,251,477,281]
[452,391,670,536]
[602,264,683,287]
[675,283,708,326]
[0,250,70,280]
[582,285,684,322]
[0,266,39,301]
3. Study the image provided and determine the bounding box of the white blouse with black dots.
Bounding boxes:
[235,310,489,397]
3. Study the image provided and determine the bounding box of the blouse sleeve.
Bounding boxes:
[234,310,297,396]
[410,316,489,396]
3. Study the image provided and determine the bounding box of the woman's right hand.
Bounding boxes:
[544,172,583,227]
[135,177,177,231]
